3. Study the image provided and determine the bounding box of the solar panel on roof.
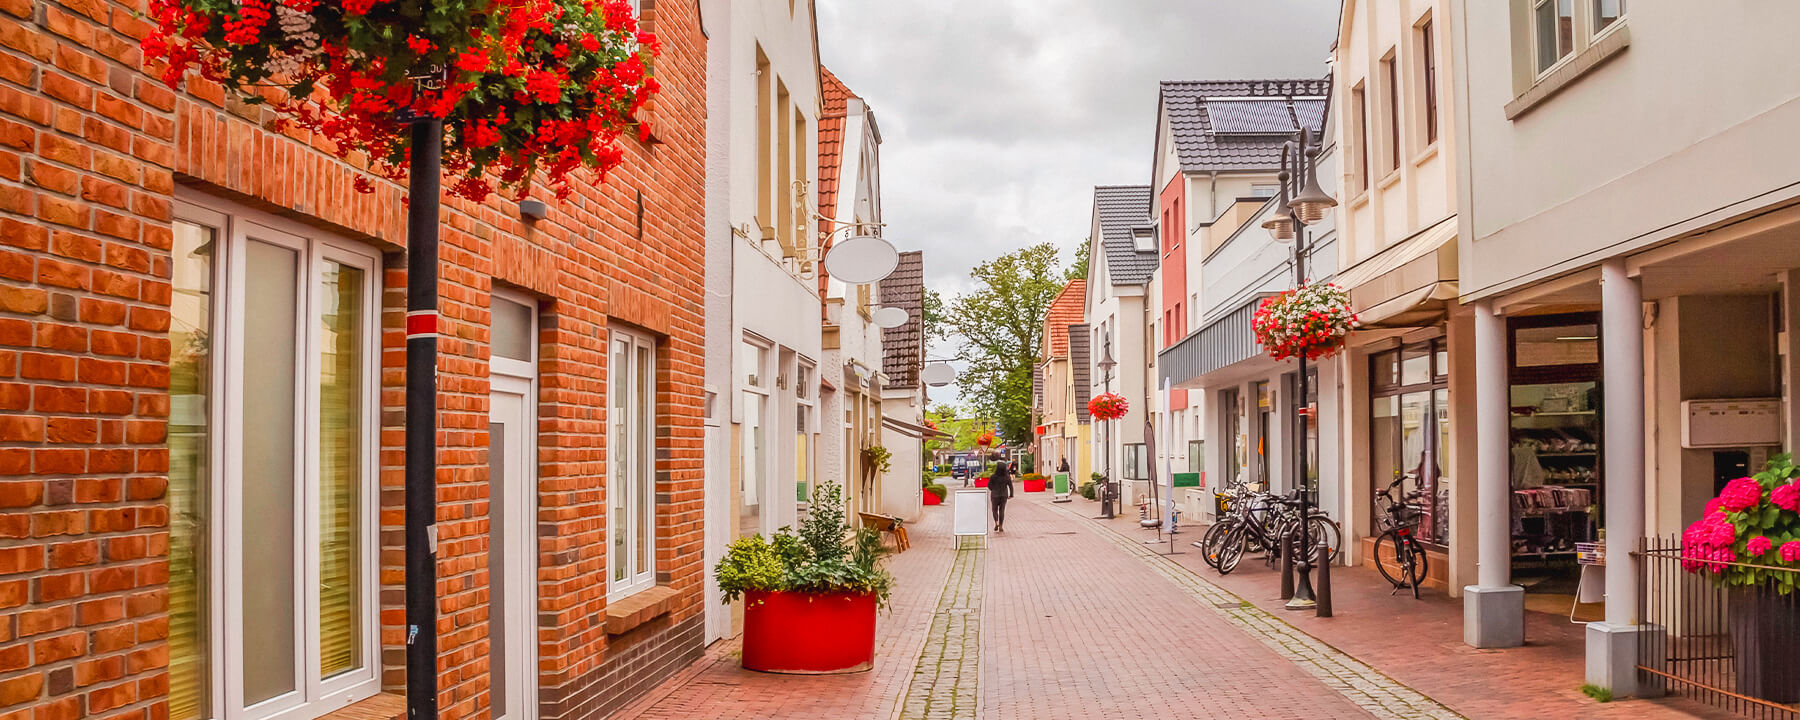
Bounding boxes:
[1293,100,1327,133]
[1206,99,1295,135]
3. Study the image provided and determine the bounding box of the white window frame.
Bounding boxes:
[1531,0,1576,78]
[1590,0,1625,39]
[175,193,383,720]
[608,325,659,599]
[739,337,773,535]
[795,361,815,505]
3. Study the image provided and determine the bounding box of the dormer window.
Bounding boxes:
[1133,225,1156,252]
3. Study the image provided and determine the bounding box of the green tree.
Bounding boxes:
[1065,239,1090,281]
[922,287,949,345]
[944,243,1064,446]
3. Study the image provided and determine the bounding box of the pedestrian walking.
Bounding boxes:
[988,451,1016,533]
[1058,457,1070,473]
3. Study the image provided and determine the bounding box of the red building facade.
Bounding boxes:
[0,1,708,719]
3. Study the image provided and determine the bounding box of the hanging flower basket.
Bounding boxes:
[143,0,662,202]
[975,431,996,448]
[1251,283,1358,361]
[1087,392,1128,422]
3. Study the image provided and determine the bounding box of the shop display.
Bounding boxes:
[1509,380,1600,558]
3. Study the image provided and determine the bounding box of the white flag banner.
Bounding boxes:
[1161,377,1177,527]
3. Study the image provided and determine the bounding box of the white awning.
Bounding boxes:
[1336,215,1458,328]
[882,415,947,440]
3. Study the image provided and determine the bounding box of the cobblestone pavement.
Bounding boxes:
[897,545,983,720]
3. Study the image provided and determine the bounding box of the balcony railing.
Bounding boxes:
[1636,537,1800,718]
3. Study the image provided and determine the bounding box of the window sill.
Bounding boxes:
[1376,169,1403,191]
[1411,143,1439,169]
[1506,24,1630,121]
[1349,190,1371,210]
[318,693,404,720]
[605,585,680,635]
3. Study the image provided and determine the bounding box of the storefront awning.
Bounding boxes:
[1336,215,1459,328]
[882,415,948,440]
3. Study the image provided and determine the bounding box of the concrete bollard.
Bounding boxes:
[1315,540,1333,618]
[1279,533,1295,601]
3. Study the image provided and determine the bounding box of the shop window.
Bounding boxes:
[739,339,771,537]
[1368,339,1451,546]
[170,197,382,720]
[609,327,659,598]
[1123,443,1149,481]
[795,362,814,503]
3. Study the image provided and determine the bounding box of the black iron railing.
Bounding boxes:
[1637,537,1800,718]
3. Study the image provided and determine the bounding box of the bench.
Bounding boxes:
[858,512,909,553]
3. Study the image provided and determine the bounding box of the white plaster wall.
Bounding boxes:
[1452,1,1800,299]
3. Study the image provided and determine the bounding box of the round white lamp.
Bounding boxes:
[822,235,900,285]
[872,306,909,329]
[921,363,956,387]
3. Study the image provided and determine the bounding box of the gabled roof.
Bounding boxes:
[1069,323,1092,423]
[817,66,856,224]
[1041,280,1087,359]
[1159,78,1330,173]
[1094,185,1155,286]
[878,251,924,387]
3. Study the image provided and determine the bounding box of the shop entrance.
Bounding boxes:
[1507,312,1602,616]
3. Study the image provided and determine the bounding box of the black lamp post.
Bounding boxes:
[1097,334,1118,519]
[1259,126,1338,611]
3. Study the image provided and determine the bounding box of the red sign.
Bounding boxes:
[1035,425,1048,435]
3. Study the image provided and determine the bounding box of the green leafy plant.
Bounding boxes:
[1580,684,1613,703]
[713,481,896,607]
[862,445,893,475]
[924,484,947,502]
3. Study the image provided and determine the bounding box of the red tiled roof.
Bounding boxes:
[1042,280,1087,359]
[817,66,857,227]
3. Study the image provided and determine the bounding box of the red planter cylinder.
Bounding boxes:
[922,489,943,505]
[975,477,989,488]
[741,590,877,674]
[1022,479,1046,493]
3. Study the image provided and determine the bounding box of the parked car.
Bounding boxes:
[950,456,970,480]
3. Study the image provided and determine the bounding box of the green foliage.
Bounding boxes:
[1065,239,1090,281]
[943,243,1065,447]
[922,288,949,346]
[714,481,896,607]
[1690,454,1800,594]
[1078,480,1098,500]
[1580,684,1613,703]
[862,445,894,475]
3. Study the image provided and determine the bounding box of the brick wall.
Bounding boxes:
[0,0,708,717]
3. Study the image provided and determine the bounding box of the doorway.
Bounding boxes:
[487,292,538,720]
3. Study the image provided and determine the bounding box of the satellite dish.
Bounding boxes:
[822,235,899,285]
[872,306,909,329]
[921,363,956,387]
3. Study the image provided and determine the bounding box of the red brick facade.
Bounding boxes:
[0,0,707,717]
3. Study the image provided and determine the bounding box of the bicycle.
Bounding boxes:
[1200,484,1341,575]
[1373,475,1429,598]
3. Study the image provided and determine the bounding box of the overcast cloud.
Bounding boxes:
[816,1,1340,404]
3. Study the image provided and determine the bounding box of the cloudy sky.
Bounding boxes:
[817,0,1340,403]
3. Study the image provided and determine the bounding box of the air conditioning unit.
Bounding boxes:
[1681,399,1782,448]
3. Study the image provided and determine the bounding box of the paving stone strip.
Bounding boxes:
[896,544,983,720]
[1044,501,1466,720]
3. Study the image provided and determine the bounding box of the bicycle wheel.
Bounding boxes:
[1373,530,1411,588]
[1199,521,1232,569]
[1304,516,1343,565]
[1402,540,1429,595]
[1215,525,1247,575]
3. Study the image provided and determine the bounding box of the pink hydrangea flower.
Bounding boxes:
[1709,546,1736,573]
[1704,496,1726,517]
[1746,535,1773,557]
[1719,477,1764,513]
[1703,513,1737,546]
[1772,483,1799,512]
[1782,540,1800,563]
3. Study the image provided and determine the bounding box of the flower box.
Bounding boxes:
[1022,479,1046,493]
[923,489,943,506]
[975,477,989,488]
[741,589,876,674]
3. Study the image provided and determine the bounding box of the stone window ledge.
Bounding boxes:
[606,585,680,635]
[1506,25,1630,121]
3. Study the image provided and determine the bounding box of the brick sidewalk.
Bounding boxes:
[1065,492,1731,719]
[614,507,958,720]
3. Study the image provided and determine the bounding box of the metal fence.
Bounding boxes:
[1637,537,1800,718]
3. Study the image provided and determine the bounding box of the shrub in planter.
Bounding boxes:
[1079,480,1098,501]
[1680,455,1800,703]
[1021,473,1047,493]
[923,483,947,506]
[716,482,894,673]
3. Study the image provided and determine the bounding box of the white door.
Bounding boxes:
[488,378,537,720]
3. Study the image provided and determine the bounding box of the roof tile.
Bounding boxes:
[878,251,924,387]
[1094,185,1156,286]
[1162,78,1330,173]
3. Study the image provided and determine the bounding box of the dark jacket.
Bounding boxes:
[988,463,1015,500]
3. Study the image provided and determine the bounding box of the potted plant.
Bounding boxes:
[716,482,894,674]
[1251,282,1358,361]
[922,482,947,506]
[1021,472,1048,493]
[1680,455,1800,703]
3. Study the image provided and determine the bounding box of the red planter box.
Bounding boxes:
[975,477,989,488]
[1022,479,1046,493]
[923,489,943,505]
[742,590,876,674]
